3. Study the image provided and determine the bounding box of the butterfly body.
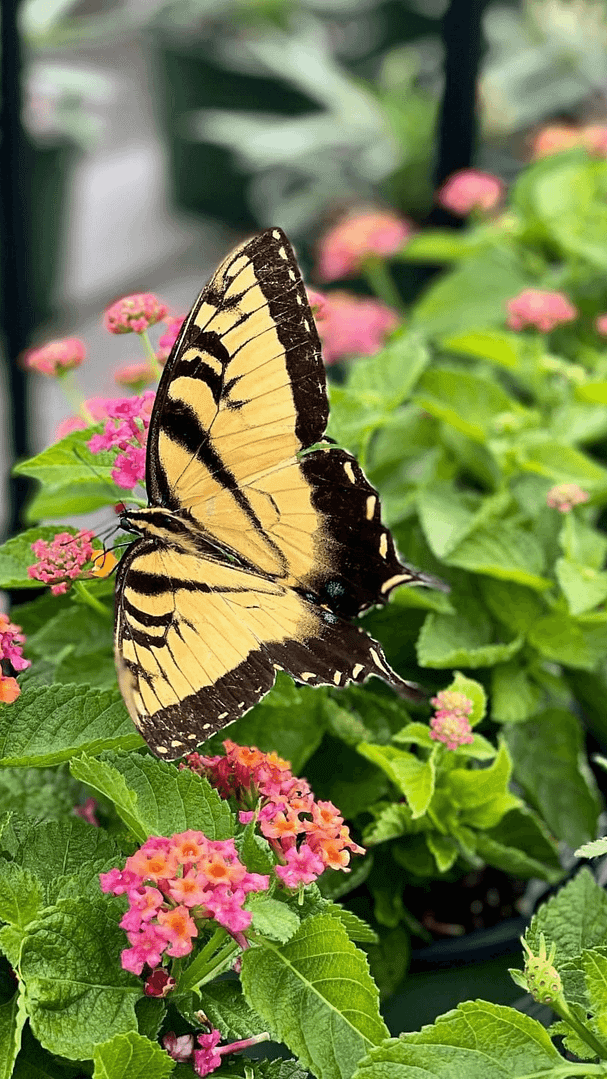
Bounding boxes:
[115,228,429,758]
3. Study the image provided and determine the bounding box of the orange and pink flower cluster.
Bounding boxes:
[186,739,364,885]
[429,690,474,751]
[0,613,30,703]
[99,830,270,977]
[546,483,590,513]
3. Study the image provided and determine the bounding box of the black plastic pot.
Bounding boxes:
[382,916,527,1034]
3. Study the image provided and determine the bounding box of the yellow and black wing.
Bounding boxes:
[116,228,429,758]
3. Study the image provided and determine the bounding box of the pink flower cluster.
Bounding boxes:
[312,289,398,364]
[163,1028,269,1077]
[24,337,85,377]
[99,830,269,977]
[437,169,504,216]
[506,288,577,333]
[429,690,474,751]
[28,530,95,595]
[187,740,364,886]
[87,392,155,489]
[317,208,414,281]
[531,123,607,160]
[156,315,185,364]
[546,482,589,513]
[104,293,168,335]
[0,613,31,704]
[114,362,155,390]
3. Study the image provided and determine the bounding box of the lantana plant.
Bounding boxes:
[3,143,607,1073]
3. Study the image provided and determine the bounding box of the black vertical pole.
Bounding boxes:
[430,0,490,225]
[0,0,33,540]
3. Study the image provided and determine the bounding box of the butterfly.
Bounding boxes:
[115,227,431,759]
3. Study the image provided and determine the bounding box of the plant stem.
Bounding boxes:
[139,330,162,381]
[363,257,404,312]
[58,370,86,416]
[555,998,607,1061]
[73,580,112,618]
[177,928,240,993]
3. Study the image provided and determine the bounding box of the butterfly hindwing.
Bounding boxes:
[116,228,429,757]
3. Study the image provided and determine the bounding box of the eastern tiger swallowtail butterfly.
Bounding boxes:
[115,227,431,759]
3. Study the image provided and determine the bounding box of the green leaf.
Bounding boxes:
[410,247,531,338]
[417,607,523,669]
[449,672,486,726]
[346,334,430,412]
[353,999,562,1078]
[247,894,300,943]
[426,833,458,873]
[527,868,607,966]
[529,613,607,671]
[577,380,607,404]
[26,604,113,662]
[575,837,607,859]
[21,897,140,1060]
[560,514,607,569]
[26,480,125,522]
[93,1031,175,1079]
[556,556,607,615]
[14,428,115,486]
[416,484,478,560]
[365,927,409,1001]
[441,328,526,371]
[356,743,435,819]
[362,802,417,847]
[323,905,378,945]
[399,228,487,262]
[479,578,547,635]
[414,366,524,443]
[0,764,89,820]
[0,684,138,766]
[517,438,607,490]
[0,993,26,1079]
[0,527,81,590]
[490,663,544,723]
[241,913,388,1079]
[392,722,434,749]
[504,709,600,848]
[188,981,263,1040]
[446,523,550,591]
[445,740,520,828]
[0,863,42,928]
[70,751,233,843]
[476,811,564,884]
[582,950,607,1036]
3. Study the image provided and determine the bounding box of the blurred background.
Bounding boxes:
[4,0,607,537]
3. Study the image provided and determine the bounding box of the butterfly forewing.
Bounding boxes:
[116,228,429,757]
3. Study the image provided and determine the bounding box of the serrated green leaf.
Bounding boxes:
[241,914,388,1079]
[188,981,264,1040]
[247,894,300,943]
[356,744,435,819]
[323,905,378,945]
[0,684,138,766]
[527,868,607,966]
[27,480,124,523]
[490,663,544,723]
[445,740,520,828]
[414,366,524,443]
[27,604,113,661]
[529,613,607,671]
[13,817,116,900]
[417,609,523,669]
[362,802,416,847]
[446,523,550,591]
[416,484,477,560]
[70,751,233,843]
[14,428,115,485]
[582,950,607,1035]
[0,863,42,928]
[21,897,140,1060]
[392,722,434,749]
[556,556,607,615]
[505,709,600,848]
[575,837,607,858]
[0,764,87,820]
[353,999,562,1078]
[93,1031,174,1079]
[0,993,26,1079]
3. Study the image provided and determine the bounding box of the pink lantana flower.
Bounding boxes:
[87,392,154,490]
[546,483,589,513]
[506,289,577,333]
[531,123,607,160]
[314,290,399,364]
[0,613,30,674]
[28,530,95,595]
[115,362,155,390]
[104,293,168,335]
[437,169,504,216]
[156,315,185,363]
[595,313,607,336]
[193,1030,270,1078]
[317,208,414,281]
[24,337,85,376]
[429,690,474,751]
